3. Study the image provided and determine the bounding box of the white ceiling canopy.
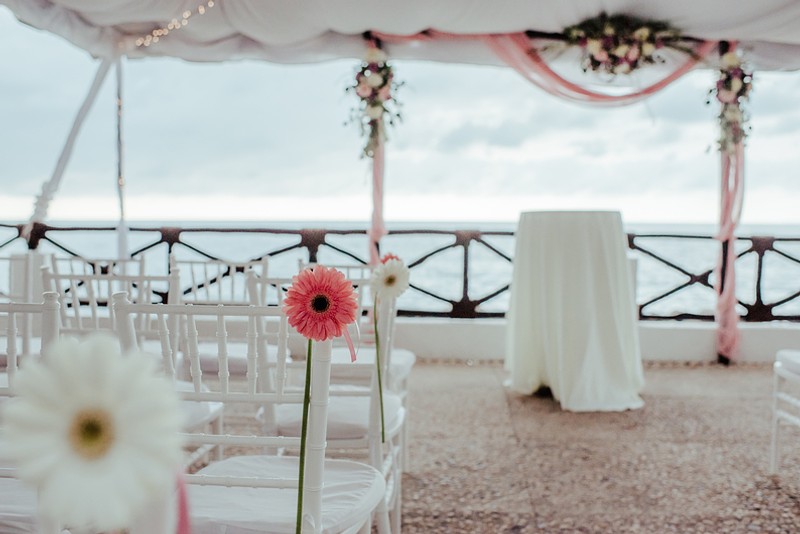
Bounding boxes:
[5,0,800,70]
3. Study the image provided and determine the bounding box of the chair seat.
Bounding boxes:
[190,456,385,534]
[776,349,800,375]
[330,346,416,382]
[276,391,404,441]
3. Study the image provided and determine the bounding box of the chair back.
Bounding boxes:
[244,270,292,308]
[51,255,145,277]
[0,292,60,394]
[112,293,333,531]
[41,265,179,339]
[170,253,269,305]
[0,253,44,356]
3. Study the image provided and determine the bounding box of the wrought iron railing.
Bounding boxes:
[2,221,800,321]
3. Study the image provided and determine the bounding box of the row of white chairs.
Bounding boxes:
[0,286,399,532]
[0,254,412,533]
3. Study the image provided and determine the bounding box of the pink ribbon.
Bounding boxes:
[343,326,358,362]
[176,473,190,534]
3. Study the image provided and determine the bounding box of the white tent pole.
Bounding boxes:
[115,56,130,260]
[27,57,113,227]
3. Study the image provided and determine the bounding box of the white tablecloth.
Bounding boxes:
[505,211,644,411]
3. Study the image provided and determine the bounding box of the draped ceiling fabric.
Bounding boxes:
[4,0,800,70]
[5,0,800,362]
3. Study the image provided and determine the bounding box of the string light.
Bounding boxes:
[134,0,216,48]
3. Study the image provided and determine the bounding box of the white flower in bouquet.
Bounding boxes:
[371,258,410,300]
[720,51,740,69]
[613,44,630,57]
[585,39,602,55]
[366,104,385,120]
[1,334,184,532]
[632,27,650,41]
[365,46,388,64]
[729,77,743,94]
[613,62,632,75]
[366,73,385,88]
[641,42,656,57]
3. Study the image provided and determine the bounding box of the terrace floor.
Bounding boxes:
[401,360,800,533]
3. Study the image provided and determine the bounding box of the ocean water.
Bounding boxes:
[3,220,800,318]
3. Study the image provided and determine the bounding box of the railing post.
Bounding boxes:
[300,229,326,264]
[25,222,47,251]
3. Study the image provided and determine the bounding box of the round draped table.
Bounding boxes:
[504,210,644,411]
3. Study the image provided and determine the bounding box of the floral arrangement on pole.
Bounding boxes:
[348,40,402,158]
[709,44,752,153]
[369,253,410,442]
[564,12,686,76]
[1,334,184,533]
[283,265,358,534]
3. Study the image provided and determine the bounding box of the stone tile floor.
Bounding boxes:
[401,361,800,533]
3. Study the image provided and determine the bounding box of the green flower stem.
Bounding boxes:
[296,338,313,534]
[374,296,386,443]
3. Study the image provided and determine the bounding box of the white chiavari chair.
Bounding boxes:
[299,261,415,473]
[0,292,61,534]
[249,269,404,533]
[0,292,60,398]
[113,293,385,534]
[0,253,45,364]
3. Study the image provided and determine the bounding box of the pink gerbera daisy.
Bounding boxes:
[284,265,358,341]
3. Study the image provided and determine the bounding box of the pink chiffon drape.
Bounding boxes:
[484,34,717,106]
[716,142,745,360]
[369,133,387,265]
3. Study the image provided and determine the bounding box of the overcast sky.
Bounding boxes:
[1,7,799,226]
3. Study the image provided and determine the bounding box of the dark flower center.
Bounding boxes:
[69,408,115,460]
[385,275,396,286]
[312,294,331,313]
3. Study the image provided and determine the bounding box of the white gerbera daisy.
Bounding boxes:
[370,258,410,300]
[1,334,184,532]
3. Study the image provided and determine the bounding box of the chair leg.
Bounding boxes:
[401,388,410,469]
[375,502,391,534]
[391,467,402,534]
[769,372,780,474]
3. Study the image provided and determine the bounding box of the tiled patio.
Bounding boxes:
[401,361,800,533]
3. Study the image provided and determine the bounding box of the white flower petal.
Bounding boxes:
[3,333,183,531]
[371,258,410,299]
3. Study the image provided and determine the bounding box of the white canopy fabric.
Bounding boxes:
[5,0,800,70]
